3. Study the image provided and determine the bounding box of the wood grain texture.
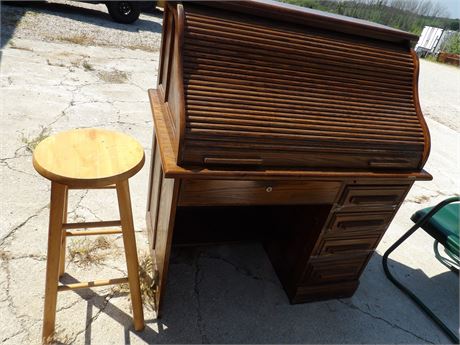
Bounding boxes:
[149,157,180,317]
[178,179,341,206]
[148,89,432,182]
[33,128,145,187]
[158,2,431,170]
[146,0,432,311]
[42,182,67,342]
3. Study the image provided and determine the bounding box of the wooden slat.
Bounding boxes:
[184,10,412,58]
[186,123,423,144]
[186,109,422,131]
[183,62,413,97]
[185,25,414,73]
[184,35,413,82]
[62,220,121,229]
[184,77,413,106]
[66,229,123,237]
[185,105,420,126]
[58,277,129,292]
[186,115,423,138]
[186,128,424,147]
[185,88,415,114]
[185,98,418,122]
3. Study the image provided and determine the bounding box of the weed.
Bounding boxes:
[0,249,12,262]
[57,34,94,46]
[44,328,73,345]
[21,126,51,153]
[82,60,94,71]
[110,252,157,311]
[67,236,113,268]
[126,43,159,53]
[97,70,129,84]
[138,253,157,310]
[46,59,66,68]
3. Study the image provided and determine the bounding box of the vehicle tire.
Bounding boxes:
[106,1,141,24]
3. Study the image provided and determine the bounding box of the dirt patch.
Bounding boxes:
[97,70,129,83]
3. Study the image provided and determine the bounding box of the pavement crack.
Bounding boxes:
[193,251,209,344]
[0,159,37,177]
[56,298,82,313]
[0,204,49,247]
[69,292,115,344]
[337,299,435,344]
[201,253,278,285]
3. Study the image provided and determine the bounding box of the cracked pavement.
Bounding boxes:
[1,1,459,344]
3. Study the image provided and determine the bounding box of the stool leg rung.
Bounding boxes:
[66,229,123,237]
[58,277,129,292]
[63,220,121,229]
[68,184,116,190]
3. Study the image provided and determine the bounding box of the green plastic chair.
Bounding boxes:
[382,196,459,343]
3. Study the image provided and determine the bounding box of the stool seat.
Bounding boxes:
[33,128,145,187]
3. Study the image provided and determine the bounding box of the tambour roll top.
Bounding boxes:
[155,0,430,171]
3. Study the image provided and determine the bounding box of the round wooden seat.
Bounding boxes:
[33,128,145,187]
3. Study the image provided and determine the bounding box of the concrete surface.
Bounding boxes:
[1,1,459,344]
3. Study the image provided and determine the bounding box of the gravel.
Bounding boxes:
[1,0,163,51]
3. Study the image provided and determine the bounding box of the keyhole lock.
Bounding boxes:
[266,186,273,193]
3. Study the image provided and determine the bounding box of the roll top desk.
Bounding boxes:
[146,0,431,315]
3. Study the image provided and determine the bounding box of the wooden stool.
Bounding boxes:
[33,128,146,342]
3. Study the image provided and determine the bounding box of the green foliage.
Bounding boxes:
[279,0,459,35]
[442,33,460,54]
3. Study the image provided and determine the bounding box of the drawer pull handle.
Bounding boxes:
[338,219,385,229]
[203,157,263,165]
[368,159,410,167]
[266,186,273,193]
[350,195,397,204]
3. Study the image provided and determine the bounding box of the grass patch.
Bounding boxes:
[97,70,129,84]
[46,59,66,68]
[82,60,95,71]
[67,236,113,268]
[0,249,12,262]
[126,43,159,53]
[44,328,73,345]
[21,126,51,153]
[111,252,157,311]
[57,34,94,46]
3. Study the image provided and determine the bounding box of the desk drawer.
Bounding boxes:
[302,253,370,285]
[178,180,341,206]
[340,185,408,208]
[317,236,380,255]
[327,211,394,236]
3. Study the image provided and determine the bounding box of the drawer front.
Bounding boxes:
[340,185,409,208]
[302,253,370,285]
[178,180,341,206]
[317,236,380,255]
[327,211,394,236]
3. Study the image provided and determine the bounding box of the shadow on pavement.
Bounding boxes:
[1,1,162,48]
[58,246,459,344]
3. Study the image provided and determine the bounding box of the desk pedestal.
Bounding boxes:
[145,136,416,313]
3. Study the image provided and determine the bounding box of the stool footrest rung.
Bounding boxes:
[66,229,123,237]
[58,277,129,292]
[63,220,121,229]
[68,184,116,190]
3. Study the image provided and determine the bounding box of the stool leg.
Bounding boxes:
[59,187,68,278]
[116,180,145,331]
[42,182,67,343]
